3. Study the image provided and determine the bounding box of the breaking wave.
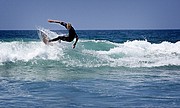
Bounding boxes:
[0,39,180,68]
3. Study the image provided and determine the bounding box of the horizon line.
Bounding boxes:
[0,28,180,31]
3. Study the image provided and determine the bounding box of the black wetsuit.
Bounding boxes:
[49,22,78,42]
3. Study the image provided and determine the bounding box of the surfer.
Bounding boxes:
[48,19,79,49]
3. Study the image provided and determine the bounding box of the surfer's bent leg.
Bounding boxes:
[49,36,70,42]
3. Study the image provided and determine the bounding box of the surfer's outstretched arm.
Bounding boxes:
[48,19,67,28]
[48,19,61,24]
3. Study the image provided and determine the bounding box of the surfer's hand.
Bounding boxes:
[72,44,76,49]
[48,19,54,23]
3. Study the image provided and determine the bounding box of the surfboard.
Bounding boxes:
[38,30,50,45]
[37,27,61,45]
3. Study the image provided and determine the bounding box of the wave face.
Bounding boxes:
[0,40,179,68]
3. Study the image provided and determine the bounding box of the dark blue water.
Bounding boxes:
[0,29,180,107]
[1,30,180,42]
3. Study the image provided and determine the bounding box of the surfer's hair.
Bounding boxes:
[67,23,71,29]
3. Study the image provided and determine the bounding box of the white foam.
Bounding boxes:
[0,40,180,68]
[0,41,64,63]
[81,40,180,67]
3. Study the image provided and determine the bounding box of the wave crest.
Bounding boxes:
[0,40,180,67]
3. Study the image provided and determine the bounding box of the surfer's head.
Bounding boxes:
[66,23,72,30]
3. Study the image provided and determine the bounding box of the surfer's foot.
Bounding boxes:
[43,38,49,44]
[58,40,61,43]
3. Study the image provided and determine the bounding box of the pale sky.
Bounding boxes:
[0,0,180,30]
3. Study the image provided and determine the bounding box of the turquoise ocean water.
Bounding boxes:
[0,29,180,107]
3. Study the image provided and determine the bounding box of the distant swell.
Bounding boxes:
[0,40,180,68]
